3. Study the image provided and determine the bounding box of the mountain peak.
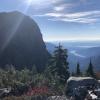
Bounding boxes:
[0,11,49,72]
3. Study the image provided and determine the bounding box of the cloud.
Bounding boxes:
[52,0,62,3]
[23,0,62,6]
[35,10,100,23]
[54,6,65,11]
[53,3,74,11]
[49,18,97,23]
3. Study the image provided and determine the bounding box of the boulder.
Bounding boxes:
[0,88,11,98]
[47,96,68,100]
[65,77,99,99]
[66,77,98,90]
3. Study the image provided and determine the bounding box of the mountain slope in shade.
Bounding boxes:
[0,11,49,72]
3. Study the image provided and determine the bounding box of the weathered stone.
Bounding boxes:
[47,95,68,100]
[66,77,98,91]
[65,77,99,100]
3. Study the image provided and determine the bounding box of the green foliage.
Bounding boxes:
[31,65,38,75]
[86,60,96,78]
[3,95,48,100]
[0,50,98,98]
[71,72,76,76]
[48,44,70,84]
[76,62,81,76]
[0,64,66,96]
[0,65,38,88]
[0,64,64,94]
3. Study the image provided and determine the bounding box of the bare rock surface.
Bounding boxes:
[47,96,68,100]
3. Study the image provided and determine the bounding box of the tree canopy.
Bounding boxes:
[48,44,70,84]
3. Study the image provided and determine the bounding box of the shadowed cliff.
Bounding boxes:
[0,11,49,72]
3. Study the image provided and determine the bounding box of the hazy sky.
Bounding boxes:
[0,0,100,41]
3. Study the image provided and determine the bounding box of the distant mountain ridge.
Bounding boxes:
[46,42,100,72]
[0,11,49,72]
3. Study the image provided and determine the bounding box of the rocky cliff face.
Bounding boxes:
[0,11,49,72]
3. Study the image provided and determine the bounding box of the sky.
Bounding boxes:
[0,0,100,41]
